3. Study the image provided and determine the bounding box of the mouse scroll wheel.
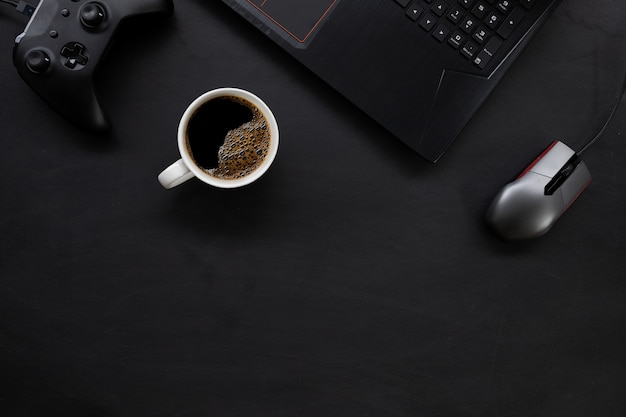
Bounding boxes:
[561,164,575,176]
[544,155,582,196]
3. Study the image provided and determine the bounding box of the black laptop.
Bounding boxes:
[221,0,562,162]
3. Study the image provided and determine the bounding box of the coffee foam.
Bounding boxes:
[203,97,271,180]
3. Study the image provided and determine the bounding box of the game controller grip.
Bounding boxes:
[14,46,109,131]
[61,81,110,131]
[13,0,174,131]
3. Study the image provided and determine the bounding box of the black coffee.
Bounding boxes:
[185,96,271,180]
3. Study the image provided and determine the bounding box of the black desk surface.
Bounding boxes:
[2,1,626,416]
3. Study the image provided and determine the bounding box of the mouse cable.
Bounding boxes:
[577,74,626,156]
[1,0,36,17]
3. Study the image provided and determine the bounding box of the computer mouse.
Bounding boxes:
[486,141,592,240]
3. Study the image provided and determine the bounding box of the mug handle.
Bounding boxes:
[158,159,195,189]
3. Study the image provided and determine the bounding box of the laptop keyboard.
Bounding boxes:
[394,0,536,70]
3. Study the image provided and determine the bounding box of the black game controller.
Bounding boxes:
[13,0,174,131]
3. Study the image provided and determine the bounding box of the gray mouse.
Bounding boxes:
[486,141,592,240]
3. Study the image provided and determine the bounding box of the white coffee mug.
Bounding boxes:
[158,88,279,189]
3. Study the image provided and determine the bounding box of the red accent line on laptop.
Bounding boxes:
[247,0,338,43]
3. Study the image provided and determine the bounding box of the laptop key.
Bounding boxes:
[497,7,525,39]
[471,1,488,19]
[433,24,451,42]
[472,26,489,44]
[406,3,424,21]
[419,14,437,31]
[473,36,502,68]
[448,31,466,49]
[461,40,480,58]
[447,5,464,23]
[431,0,449,17]
[460,15,477,34]
[484,11,501,29]
[496,1,512,14]
[395,0,411,7]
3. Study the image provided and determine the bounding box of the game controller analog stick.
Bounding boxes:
[80,3,107,28]
[25,50,51,73]
[13,0,174,131]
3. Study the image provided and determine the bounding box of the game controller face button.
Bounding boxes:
[25,50,51,73]
[80,2,107,29]
[60,42,89,69]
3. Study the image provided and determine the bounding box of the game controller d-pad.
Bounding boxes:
[60,42,89,69]
[13,0,174,132]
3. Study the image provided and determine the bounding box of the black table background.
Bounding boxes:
[2,1,626,416]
